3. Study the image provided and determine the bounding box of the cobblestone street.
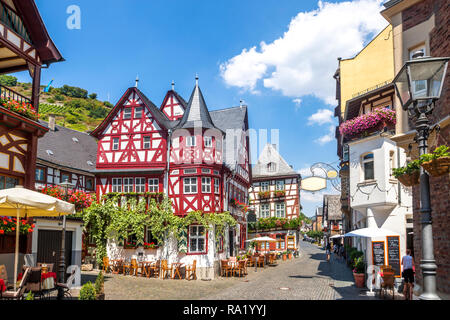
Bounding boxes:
[79,241,381,300]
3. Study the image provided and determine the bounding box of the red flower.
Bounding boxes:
[0,230,4,234]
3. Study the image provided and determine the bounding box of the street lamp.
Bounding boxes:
[58,179,75,300]
[393,52,449,300]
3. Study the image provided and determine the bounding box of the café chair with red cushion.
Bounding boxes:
[1,267,31,300]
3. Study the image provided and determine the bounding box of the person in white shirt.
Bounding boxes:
[401,249,415,300]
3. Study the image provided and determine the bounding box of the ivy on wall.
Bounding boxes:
[82,194,237,265]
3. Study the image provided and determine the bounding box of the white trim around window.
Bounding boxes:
[123,177,134,193]
[184,177,197,194]
[188,225,206,253]
[148,178,159,192]
[112,178,122,193]
[201,177,211,193]
[135,177,146,193]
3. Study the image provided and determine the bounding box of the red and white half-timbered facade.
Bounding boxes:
[91,79,251,278]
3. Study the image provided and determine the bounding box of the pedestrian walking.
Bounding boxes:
[326,242,331,262]
[339,244,344,261]
[401,249,415,300]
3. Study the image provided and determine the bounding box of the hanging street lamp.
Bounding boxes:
[392,51,449,300]
[57,179,75,300]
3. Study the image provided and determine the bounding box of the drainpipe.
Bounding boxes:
[165,129,172,197]
[396,146,401,205]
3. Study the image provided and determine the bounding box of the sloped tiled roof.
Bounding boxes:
[37,121,98,173]
[252,144,298,178]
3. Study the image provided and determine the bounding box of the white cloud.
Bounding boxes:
[220,0,387,105]
[293,98,302,110]
[308,109,334,125]
[315,125,336,145]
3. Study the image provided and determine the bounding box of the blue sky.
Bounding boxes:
[15,0,388,217]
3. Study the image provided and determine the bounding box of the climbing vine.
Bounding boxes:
[82,194,237,265]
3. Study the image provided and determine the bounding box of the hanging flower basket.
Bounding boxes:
[339,108,396,140]
[421,157,450,177]
[397,171,420,187]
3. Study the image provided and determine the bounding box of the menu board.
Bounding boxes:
[287,236,295,249]
[372,241,385,266]
[387,236,401,277]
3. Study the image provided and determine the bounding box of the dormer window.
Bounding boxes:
[267,162,276,172]
[362,153,374,181]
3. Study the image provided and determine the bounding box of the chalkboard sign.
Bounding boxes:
[387,236,401,277]
[372,241,385,266]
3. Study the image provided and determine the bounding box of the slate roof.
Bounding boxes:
[174,81,221,131]
[323,195,341,221]
[252,144,298,178]
[37,121,98,173]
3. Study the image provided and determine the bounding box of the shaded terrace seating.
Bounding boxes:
[221,260,232,277]
[1,267,31,300]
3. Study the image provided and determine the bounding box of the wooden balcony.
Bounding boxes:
[0,84,31,105]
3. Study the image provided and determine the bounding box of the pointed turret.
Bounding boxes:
[174,75,220,131]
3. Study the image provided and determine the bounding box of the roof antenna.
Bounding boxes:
[135,75,139,88]
[172,80,175,91]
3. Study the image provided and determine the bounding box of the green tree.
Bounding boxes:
[89,93,98,100]
[0,75,18,86]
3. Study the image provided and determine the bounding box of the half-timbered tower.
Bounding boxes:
[249,144,301,251]
[91,78,251,277]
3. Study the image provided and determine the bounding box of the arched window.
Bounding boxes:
[362,153,374,181]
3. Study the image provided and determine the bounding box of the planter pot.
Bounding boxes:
[353,272,365,288]
[397,171,420,186]
[288,254,292,260]
[282,254,287,261]
[421,157,450,177]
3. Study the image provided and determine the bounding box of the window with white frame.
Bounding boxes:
[276,180,285,190]
[275,202,285,218]
[189,225,206,253]
[134,107,143,119]
[123,178,134,192]
[201,177,211,193]
[143,136,151,149]
[204,136,212,148]
[184,177,197,194]
[124,108,132,119]
[362,153,374,181]
[135,177,146,193]
[214,178,220,194]
[185,136,196,147]
[112,178,122,192]
[260,203,270,218]
[148,178,159,192]
[261,181,269,192]
[112,137,120,151]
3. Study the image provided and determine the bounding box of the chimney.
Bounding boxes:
[48,114,56,131]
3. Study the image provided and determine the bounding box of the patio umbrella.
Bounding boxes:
[343,227,400,238]
[0,186,75,290]
[245,236,277,242]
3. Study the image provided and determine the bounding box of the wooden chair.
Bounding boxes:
[149,260,161,278]
[1,267,31,300]
[122,259,132,275]
[221,260,232,277]
[247,256,255,267]
[185,260,197,281]
[102,257,110,273]
[141,262,151,277]
[112,260,123,274]
[161,260,172,279]
[130,259,139,276]
[234,260,247,277]
[257,255,265,268]
[380,272,395,300]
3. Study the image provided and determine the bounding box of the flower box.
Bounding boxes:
[274,190,285,197]
[339,108,396,140]
[258,191,270,199]
[0,99,38,121]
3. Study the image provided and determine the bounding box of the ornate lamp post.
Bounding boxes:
[58,179,75,300]
[393,52,449,300]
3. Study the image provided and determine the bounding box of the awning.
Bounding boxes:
[330,234,343,239]
[343,227,400,238]
[245,236,277,242]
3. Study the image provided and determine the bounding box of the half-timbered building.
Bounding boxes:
[91,78,251,278]
[249,144,301,252]
[0,0,63,282]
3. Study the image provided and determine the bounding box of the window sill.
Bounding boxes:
[186,251,207,255]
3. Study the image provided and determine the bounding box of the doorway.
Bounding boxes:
[37,229,73,274]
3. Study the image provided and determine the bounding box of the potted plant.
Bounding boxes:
[274,190,285,197]
[282,251,287,261]
[79,282,96,300]
[288,250,293,260]
[392,160,421,186]
[258,191,270,199]
[420,145,450,177]
[352,256,366,288]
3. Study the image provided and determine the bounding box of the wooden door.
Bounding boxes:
[37,230,73,271]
